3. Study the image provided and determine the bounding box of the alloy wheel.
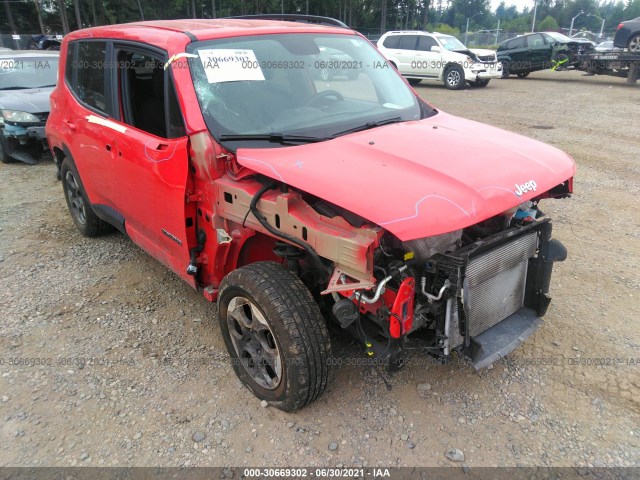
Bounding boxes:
[226,296,282,390]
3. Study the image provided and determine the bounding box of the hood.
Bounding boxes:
[0,87,53,113]
[236,112,575,241]
[470,48,497,57]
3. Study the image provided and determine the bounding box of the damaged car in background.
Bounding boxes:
[46,16,575,412]
[0,50,59,165]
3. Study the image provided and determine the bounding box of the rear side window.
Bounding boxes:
[66,41,109,115]
[508,37,525,49]
[382,35,401,49]
[398,35,419,50]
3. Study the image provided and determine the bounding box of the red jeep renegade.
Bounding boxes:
[46,15,575,411]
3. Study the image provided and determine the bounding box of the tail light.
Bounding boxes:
[617,23,624,30]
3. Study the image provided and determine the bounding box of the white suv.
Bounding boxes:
[377,31,502,89]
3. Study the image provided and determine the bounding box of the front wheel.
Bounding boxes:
[218,262,332,412]
[516,71,530,78]
[319,67,333,81]
[443,65,465,90]
[407,78,422,86]
[501,63,510,78]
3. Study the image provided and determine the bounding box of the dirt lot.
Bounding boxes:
[0,69,639,469]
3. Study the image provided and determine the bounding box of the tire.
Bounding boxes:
[472,79,490,87]
[60,157,113,237]
[218,261,332,412]
[407,78,422,86]
[0,130,15,164]
[443,64,465,90]
[501,63,510,78]
[516,71,530,78]
[319,67,332,81]
[628,34,640,53]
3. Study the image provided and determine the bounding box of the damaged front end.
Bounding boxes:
[1,111,50,164]
[328,191,570,371]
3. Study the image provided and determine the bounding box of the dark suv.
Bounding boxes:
[47,16,575,411]
[497,32,594,77]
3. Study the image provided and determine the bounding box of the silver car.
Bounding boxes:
[0,50,59,164]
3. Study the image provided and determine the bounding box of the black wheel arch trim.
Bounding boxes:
[93,204,126,234]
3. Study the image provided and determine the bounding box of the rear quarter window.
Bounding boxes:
[382,35,401,49]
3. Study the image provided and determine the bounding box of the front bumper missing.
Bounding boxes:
[464,307,542,370]
[1,124,48,164]
[436,219,565,368]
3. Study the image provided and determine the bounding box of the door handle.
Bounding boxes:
[63,119,76,131]
[105,144,111,151]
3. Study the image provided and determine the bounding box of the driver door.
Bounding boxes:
[415,35,441,78]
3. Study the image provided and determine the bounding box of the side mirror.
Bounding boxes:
[431,46,442,52]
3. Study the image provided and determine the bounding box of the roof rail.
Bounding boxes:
[226,14,349,28]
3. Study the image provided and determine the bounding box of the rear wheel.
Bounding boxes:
[516,71,530,78]
[443,64,465,90]
[218,261,332,412]
[628,34,640,53]
[407,78,422,86]
[61,157,113,237]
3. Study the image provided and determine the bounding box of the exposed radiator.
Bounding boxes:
[448,232,539,349]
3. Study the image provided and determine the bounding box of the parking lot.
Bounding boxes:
[0,69,638,468]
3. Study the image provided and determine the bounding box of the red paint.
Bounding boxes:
[392,278,416,335]
[236,113,576,241]
[47,20,575,343]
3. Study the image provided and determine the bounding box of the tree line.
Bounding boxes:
[2,0,640,39]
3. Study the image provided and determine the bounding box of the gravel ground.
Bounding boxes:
[0,69,638,468]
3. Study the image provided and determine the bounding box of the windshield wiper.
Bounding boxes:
[332,116,403,138]
[218,133,329,145]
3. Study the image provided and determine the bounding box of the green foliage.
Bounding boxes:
[427,22,460,35]
[537,14,559,31]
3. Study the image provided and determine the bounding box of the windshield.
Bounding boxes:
[187,33,426,146]
[544,32,572,42]
[0,56,59,90]
[436,35,468,51]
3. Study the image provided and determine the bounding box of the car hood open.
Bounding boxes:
[0,87,53,113]
[236,112,575,241]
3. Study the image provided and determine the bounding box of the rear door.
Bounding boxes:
[106,45,195,284]
[61,41,115,205]
[395,35,419,75]
[507,36,529,71]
